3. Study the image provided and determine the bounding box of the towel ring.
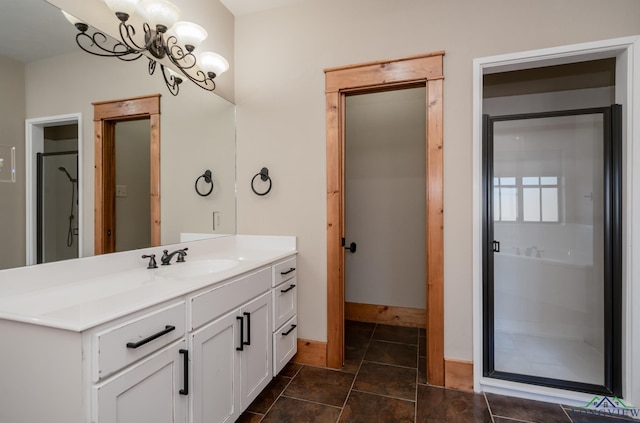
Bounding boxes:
[195,170,214,197]
[251,167,272,196]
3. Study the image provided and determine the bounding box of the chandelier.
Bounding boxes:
[62,0,229,96]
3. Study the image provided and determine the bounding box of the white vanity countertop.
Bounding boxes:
[0,235,296,332]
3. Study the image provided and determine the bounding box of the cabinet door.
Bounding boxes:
[240,291,272,407]
[191,311,241,423]
[94,341,188,423]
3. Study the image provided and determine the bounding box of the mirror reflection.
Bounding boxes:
[0,0,236,271]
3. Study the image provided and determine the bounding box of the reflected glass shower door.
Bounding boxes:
[483,107,621,395]
[37,152,79,264]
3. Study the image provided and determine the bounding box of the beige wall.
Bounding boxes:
[0,56,26,270]
[234,0,640,360]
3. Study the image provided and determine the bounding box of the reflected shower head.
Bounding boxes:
[58,166,76,182]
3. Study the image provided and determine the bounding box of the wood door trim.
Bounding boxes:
[94,94,161,254]
[325,52,445,385]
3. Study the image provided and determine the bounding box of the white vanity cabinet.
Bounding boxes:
[189,268,273,423]
[0,247,297,423]
[93,340,188,423]
[271,257,298,374]
[91,301,188,423]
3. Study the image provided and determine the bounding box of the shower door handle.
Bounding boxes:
[492,240,500,253]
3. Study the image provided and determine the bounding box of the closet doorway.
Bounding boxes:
[325,52,445,385]
[344,88,426,323]
[94,94,161,255]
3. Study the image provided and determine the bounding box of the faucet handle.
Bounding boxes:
[177,248,189,262]
[142,254,158,269]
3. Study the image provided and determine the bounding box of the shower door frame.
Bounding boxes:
[36,151,79,264]
[482,106,622,396]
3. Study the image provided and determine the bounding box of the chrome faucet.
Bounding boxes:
[161,248,189,265]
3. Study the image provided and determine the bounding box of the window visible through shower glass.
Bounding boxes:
[491,112,606,387]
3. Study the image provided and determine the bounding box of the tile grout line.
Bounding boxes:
[335,323,378,422]
[483,392,496,423]
[254,366,300,422]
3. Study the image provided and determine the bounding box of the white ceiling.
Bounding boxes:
[219,0,309,16]
[0,0,79,63]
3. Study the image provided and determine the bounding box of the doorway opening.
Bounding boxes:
[325,52,445,386]
[26,114,82,265]
[344,87,427,320]
[93,94,161,255]
[473,36,640,404]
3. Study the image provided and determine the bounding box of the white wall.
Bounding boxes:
[0,56,26,270]
[234,0,640,360]
[344,89,426,309]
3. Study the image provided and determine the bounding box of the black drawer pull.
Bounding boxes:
[282,324,297,336]
[280,267,296,275]
[126,325,176,349]
[236,316,244,351]
[179,349,189,395]
[280,284,296,293]
[243,312,251,346]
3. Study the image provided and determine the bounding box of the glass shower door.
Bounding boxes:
[37,152,79,263]
[483,107,621,395]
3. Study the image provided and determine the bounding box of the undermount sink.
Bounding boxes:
[158,259,239,280]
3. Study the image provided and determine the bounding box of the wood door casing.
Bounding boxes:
[325,52,445,385]
[94,94,161,255]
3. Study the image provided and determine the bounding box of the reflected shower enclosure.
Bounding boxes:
[483,107,622,395]
[37,152,79,263]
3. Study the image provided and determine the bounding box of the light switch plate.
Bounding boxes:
[116,185,127,197]
[0,145,16,183]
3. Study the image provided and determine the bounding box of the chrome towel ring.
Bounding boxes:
[195,169,214,197]
[251,167,272,196]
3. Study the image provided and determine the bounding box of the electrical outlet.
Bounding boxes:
[116,185,127,197]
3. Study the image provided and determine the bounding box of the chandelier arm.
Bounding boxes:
[160,65,180,96]
[148,58,157,75]
[163,40,215,91]
[117,22,157,54]
[164,35,197,70]
[168,61,216,92]
[75,31,142,61]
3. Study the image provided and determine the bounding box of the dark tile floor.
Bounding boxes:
[237,321,634,423]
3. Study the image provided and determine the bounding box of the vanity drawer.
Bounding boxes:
[273,316,297,375]
[272,256,297,287]
[191,267,271,330]
[93,301,186,382]
[273,277,297,330]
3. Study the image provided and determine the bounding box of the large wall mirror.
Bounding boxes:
[0,0,236,271]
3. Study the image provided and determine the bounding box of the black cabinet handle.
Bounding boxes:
[492,240,500,253]
[282,324,297,336]
[126,325,175,349]
[280,267,296,275]
[243,312,251,346]
[179,349,189,395]
[236,316,244,351]
[280,284,296,293]
[344,242,357,253]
